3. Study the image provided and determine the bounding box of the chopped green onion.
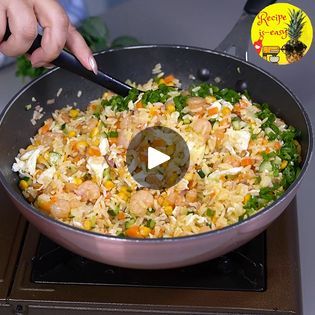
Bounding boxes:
[206,208,215,217]
[145,219,156,229]
[197,170,206,178]
[107,131,118,138]
[108,208,119,217]
[125,219,135,229]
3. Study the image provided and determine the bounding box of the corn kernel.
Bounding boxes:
[205,96,216,104]
[120,186,129,193]
[162,199,171,207]
[104,180,115,190]
[222,107,231,116]
[37,155,47,164]
[149,107,158,116]
[76,141,88,151]
[164,205,173,216]
[243,194,251,204]
[83,219,92,230]
[92,138,100,146]
[90,127,99,138]
[19,180,29,190]
[68,130,76,137]
[166,103,175,113]
[73,178,83,185]
[69,109,79,118]
[139,226,151,237]
[118,192,129,201]
[184,172,193,181]
[157,196,165,206]
[280,160,288,170]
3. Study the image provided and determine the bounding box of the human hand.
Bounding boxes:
[0,0,97,73]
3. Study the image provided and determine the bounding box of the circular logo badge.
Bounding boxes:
[126,126,190,190]
[251,3,313,65]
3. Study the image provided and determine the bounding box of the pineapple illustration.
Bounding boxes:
[281,9,307,63]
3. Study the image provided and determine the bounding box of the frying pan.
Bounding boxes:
[0,0,313,269]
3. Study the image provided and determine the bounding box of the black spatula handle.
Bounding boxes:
[3,23,132,97]
[244,0,277,15]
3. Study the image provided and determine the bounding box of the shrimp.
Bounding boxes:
[75,180,100,202]
[51,199,71,219]
[117,130,130,149]
[129,190,154,216]
[167,190,185,206]
[192,118,212,139]
[187,97,207,114]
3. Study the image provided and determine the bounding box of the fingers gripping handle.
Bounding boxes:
[3,22,132,96]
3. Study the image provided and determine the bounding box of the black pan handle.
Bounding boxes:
[244,0,277,15]
[3,24,132,97]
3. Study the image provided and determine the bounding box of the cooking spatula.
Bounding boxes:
[3,25,133,96]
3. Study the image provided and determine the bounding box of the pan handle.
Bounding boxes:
[244,0,277,15]
[2,24,132,96]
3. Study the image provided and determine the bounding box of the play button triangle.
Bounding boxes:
[147,147,170,170]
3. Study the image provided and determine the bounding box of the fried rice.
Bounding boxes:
[12,68,302,238]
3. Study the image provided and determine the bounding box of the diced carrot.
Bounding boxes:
[39,201,52,213]
[88,103,97,111]
[164,74,175,84]
[136,101,144,109]
[262,138,268,145]
[117,211,125,220]
[109,137,118,145]
[241,157,254,166]
[39,123,50,135]
[87,146,101,156]
[188,179,197,189]
[221,107,231,116]
[209,191,216,199]
[233,103,240,112]
[274,141,281,150]
[265,147,271,154]
[125,226,141,238]
[51,196,58,203]
[208,107,219,116]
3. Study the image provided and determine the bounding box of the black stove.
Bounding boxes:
[32,234,265,291]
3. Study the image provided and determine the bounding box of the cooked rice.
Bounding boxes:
[13,73,301,238]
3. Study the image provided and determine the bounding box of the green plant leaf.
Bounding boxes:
[78,16,109,52]
[111,36,140,48]
[15,55,47,79]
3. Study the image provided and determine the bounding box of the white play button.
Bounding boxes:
[126,126,190,189]
[147,147,170,170]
